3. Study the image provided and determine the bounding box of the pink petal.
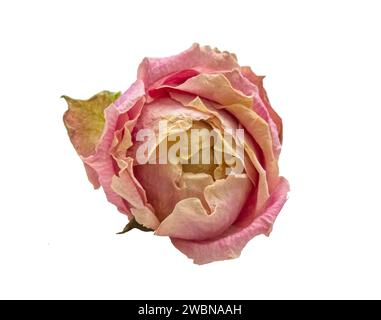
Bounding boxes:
[154,75,278,192]
[213,102,279,192]
[168,92,270,210]
[82,80,146,215]
[134,164,214,222]
[171,177,290,264]
[131,97,210,134]
[155,174,252,240]
[241,66,283,144]
[111,158,160,230]
[126,97,211,169]
[169,73,253,107]
[137,43,239,89]
[83,163,100,189]
[223,69,282,158]
[134,164,182,222]
[162,69,200,86]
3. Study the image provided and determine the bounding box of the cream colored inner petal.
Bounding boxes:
[133,118,246,220]
[123,96,251,224]
[168,92,270,211]
[155,173,252,240]
[134,164,215,221]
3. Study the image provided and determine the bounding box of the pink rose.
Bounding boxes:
[63,44,289,264]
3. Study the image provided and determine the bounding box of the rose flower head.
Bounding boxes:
[63,44,290,264]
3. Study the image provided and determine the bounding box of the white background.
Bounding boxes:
[0,0,380,299]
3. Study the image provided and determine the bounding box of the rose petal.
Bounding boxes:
[126,97,211,166]
[151,73,278,191]
[171,177,289,264]
[241,66,283,144]
[138,43,239,89]
[134,164,214,221]
[223,69,282,158]
[162,69,200,86]
[163,73,253,107]
[83,163,100,189]
[155,174,252,240]
[133,97,210,132]
[111,158,160,230]
[81,81,146,215]
[216,102,279,191]
[169,92,270,210]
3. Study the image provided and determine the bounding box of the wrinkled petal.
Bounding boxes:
[215,102,279,191]
[241,66,283,144]
[134,164,181,221]
[155,174,252,240]
[223,69,282,158]
[138,43,239,89]
[135,164,214,222]
[169,92,270,210]
[153,73,253,107]
[126,97,211,167]
[132,97,210,133]
[150,73,278,191]
[178,172,214,213]
[111,158,160,229]
[169,91,238,130]
[83,163,100,189]
[171,177,289,264]
[82,81,146,215]
[109,96,145,164]
[162,69,200,86]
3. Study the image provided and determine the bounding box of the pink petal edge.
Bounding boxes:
[81,80,146,215]
[170,177,290,264]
